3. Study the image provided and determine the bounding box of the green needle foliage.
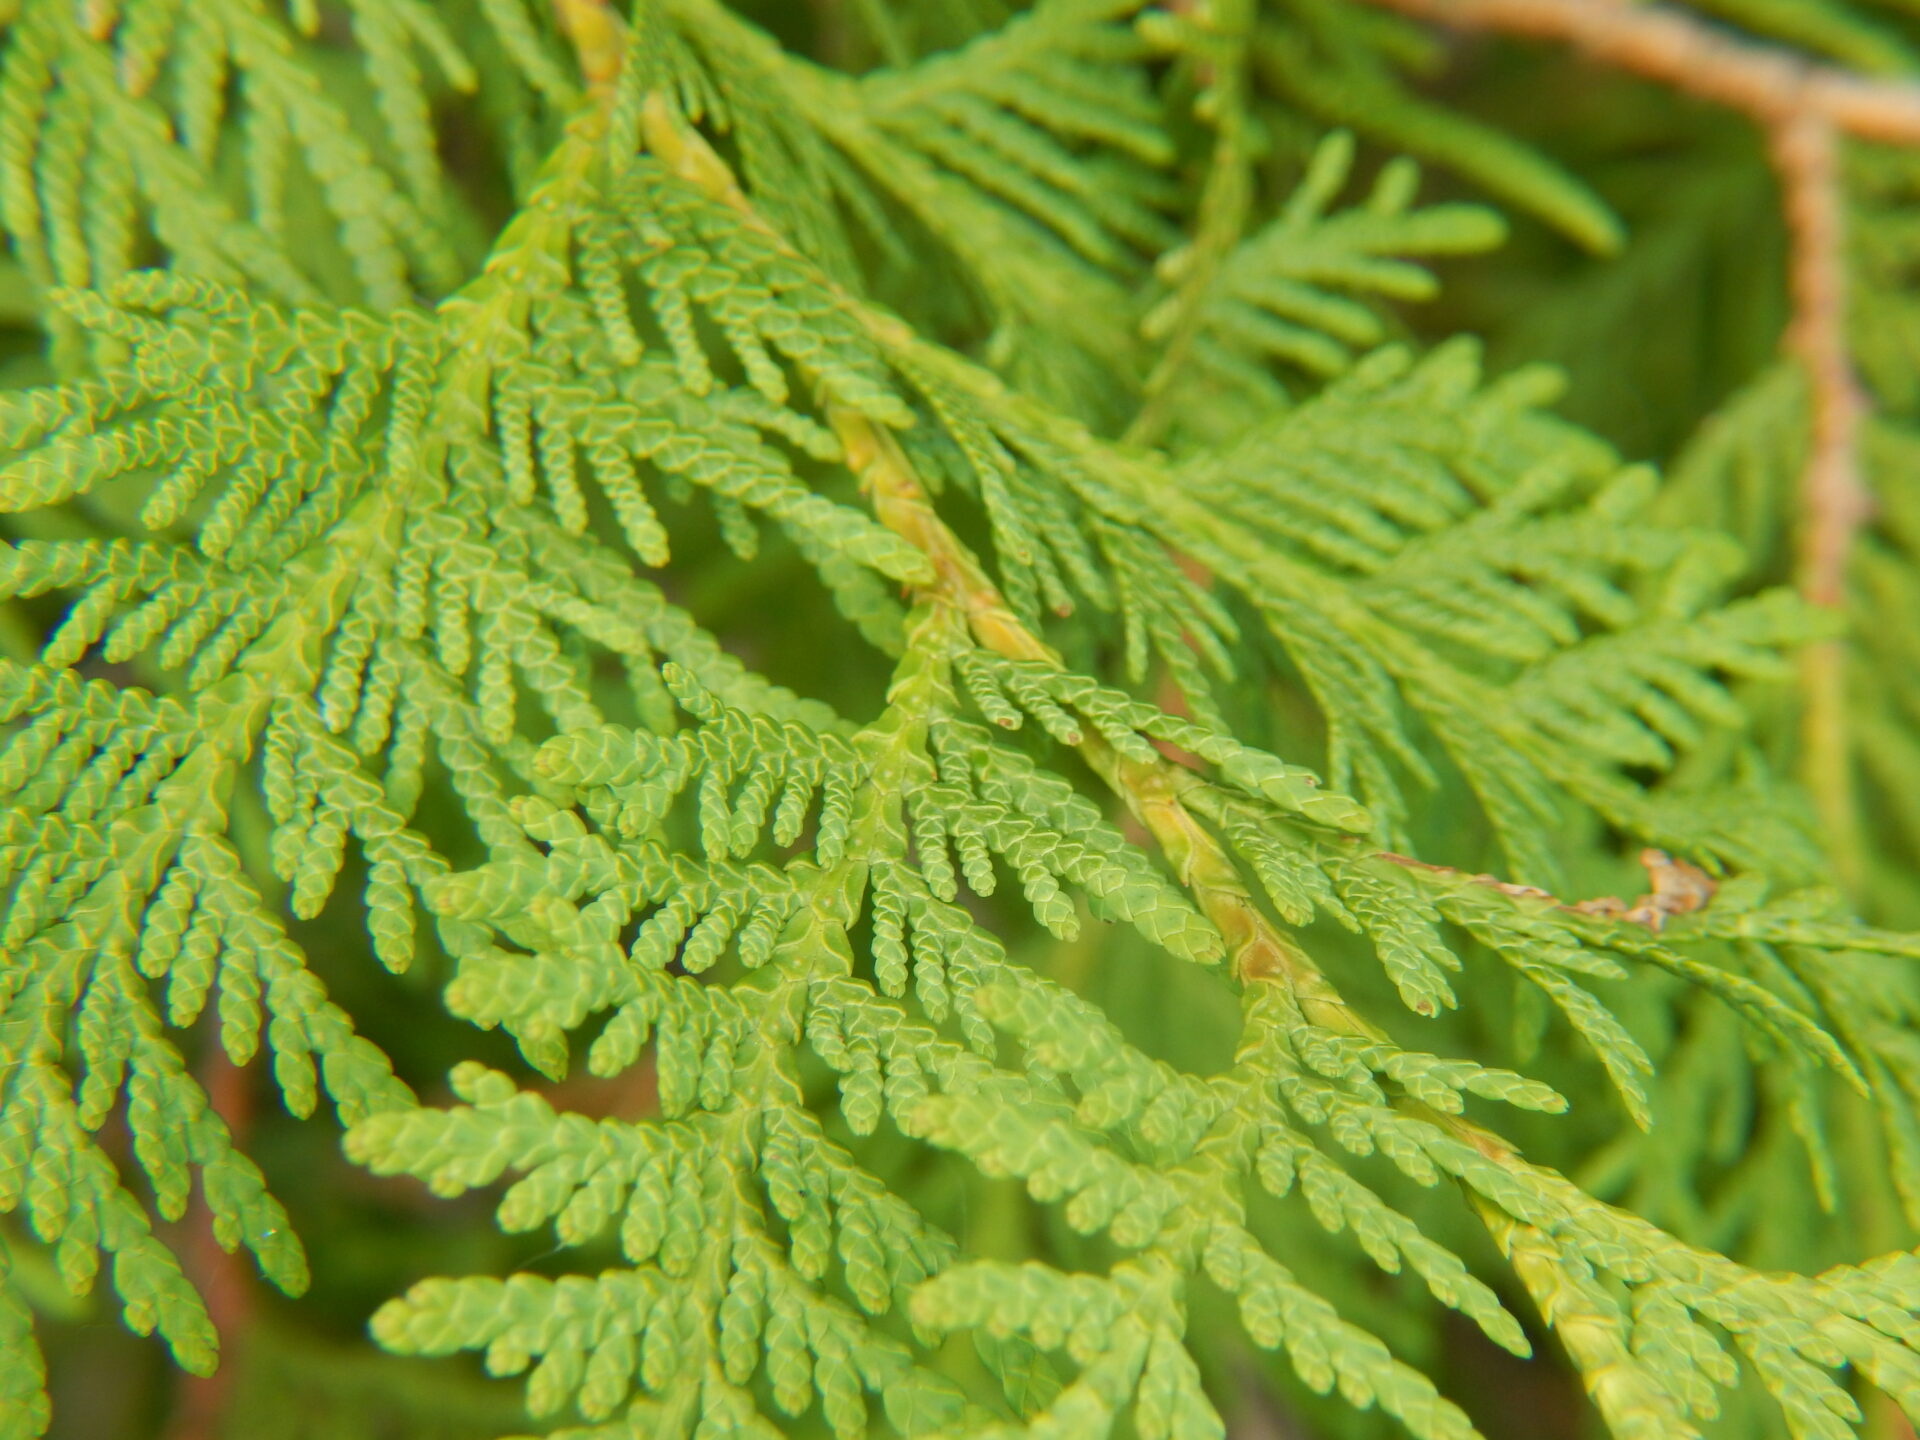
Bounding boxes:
[3,2,1920,1438]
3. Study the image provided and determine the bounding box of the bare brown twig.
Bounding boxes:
[1378,846,1718,929]
[1773,115,1873,612]
[161,1047,253,1440]
[1359,0,1920,140]
[1773,112,1872,884]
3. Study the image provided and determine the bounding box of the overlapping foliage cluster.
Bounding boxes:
[4,1,1920,1438]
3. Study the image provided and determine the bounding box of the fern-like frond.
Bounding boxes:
[0,0,490,324]
[1248,4,1625,253]
[1144,344,1826,882]
[1141,129,1506,448]
[5,4,1920,1439]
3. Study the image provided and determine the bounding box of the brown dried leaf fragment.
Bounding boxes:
[1382,846,1717,930]
[1572,848,1717,931]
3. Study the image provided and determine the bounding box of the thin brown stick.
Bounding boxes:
[1773,114,1871,611]
[161,1047,254,1440]
[1378,845,1718,929]
[1360,0,1920,140]
[1774,113,1870,882]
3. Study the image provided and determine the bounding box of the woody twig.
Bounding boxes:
[1775,111,1873,885]
[161,1047,253,1440]
[1358,0,1920,141]
[1378,845,1719,930]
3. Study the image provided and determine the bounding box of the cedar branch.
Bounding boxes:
[630,69,1362,1009]
[552,27,1895,1429]
[1357,0,1880,881]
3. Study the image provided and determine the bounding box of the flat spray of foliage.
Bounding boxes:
[3,2,1920,1438]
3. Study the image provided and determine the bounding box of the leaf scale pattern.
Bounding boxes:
[0,2,1919,1440]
